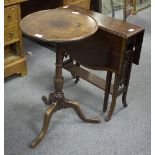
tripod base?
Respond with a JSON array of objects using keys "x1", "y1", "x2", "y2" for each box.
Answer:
[{"x1": 30, "y1": 92, "x2": 101, "y2": 148}]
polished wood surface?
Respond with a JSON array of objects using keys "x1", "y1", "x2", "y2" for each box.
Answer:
[
  {"x1": 20, "y1": 8, "x2": 100, "y2": 148},
  {"x1": 66, "y1": 29, "x2": 125, "y2": 73},
  {"x1": 20, "y1": 8, "x2": 98, "y2": 43},
  {"x1": 4, "y1": 0, "x2": 27, "y2": 78},
  {"x1": 62, "y1": 6, "x2": 145, "y2": 121},
  {"x1": 66, "y1": 5, "x2": 144, "y2": 66},
  {"x1": 20, "y1": 5, "x2": 144, "y2": 147},
  {"x1": 67, "y1": 5, "x2": 144, "y2": 38}
]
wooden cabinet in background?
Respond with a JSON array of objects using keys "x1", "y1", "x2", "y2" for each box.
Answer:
[
  {"x1": 63, "y1": 0, "x2": 90, "y2": 9},
  {"x1": 4, "y1": 0, "x2": 27, "y2": 78},
  {"x1": 21, "y1": 0, "x2": 90, "y2": 18}
]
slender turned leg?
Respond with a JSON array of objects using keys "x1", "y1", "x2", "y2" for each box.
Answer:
[
  {"x1": 105, "y1": 74, "x2": 119, "y2": 122},
  {"x1": 74, "y1": 62, "x2": 80, "y2": 83},
  {"x1": 122, "y1": 61, "x2": 132, "y2": 107},
  {"x1": 54, "y1": 45, "x2": 64, "y2": 93},
  {"x1": 70, "y1": 59, "x2": 80, "y2": 83},
  {"x1": 122, "y1": 93, "x2": 128, "y2": 107},
  {"x1": 103, "y1": 71, "x2": 112, "y2": 112},
  {"x1": 65, "y1": 100, "x2": 101, "y2": 123},
  {"x1": 54, "y1": 45, "x2": 100, "y2": 122},
  {"x1": 30, "y1": 102, "x2": 57, "y2": 148},
  {"x1": 69, "y1": 58, "x2": 76, "y2": 78}
]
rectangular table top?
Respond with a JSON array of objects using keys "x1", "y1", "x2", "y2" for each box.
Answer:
[{"x1": 67, "y1": 5, "x2": 145, "y2": 38}]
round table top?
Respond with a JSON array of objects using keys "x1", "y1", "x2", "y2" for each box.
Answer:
[{"x1": 20, "y1": 8, "x2": 98, "y2": 43}]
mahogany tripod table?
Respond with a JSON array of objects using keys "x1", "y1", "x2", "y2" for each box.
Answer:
[{"x1": 20, "y1": 8, "x2": 100, "y2": 148}]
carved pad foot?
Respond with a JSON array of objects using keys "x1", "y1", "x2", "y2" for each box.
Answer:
[
  {"x1": 105, "y1": 115, "x2": 111, "y2": 122},
  {"x1": 122, "y1": 93, "x2": 128, "y2": 107}
]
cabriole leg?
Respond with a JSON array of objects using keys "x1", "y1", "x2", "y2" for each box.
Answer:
[
  {"x1": 65, "y1": 99, "x2": 101, "y2": 123},
  {"x1": 30, "y1": 102, "x2": 57, "y2": 148}
]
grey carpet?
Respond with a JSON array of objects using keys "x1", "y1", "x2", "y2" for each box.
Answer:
[{"x1": 4, "y1": 7, "x2": 151, "y2": 155}]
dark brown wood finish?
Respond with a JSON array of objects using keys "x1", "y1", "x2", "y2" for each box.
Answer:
[
  {"x1": 103, "y1": 71, "x2": 113, "y2": 112},
  {"x1": 65, "y1": 29, "x2": 125, "y2": 73},
  {"x1": 66, "y1": 6, "x2": 144, "y2": 37},
  {"x1": 62, "y1": 6, "x2": 145, "y2": 121},
  {"x1": 20, "y1": 8, "x2": 98, "y2": 43},
  {"x1": 20, "y1": 6, "x2": 145, "y2": 147},
  {"x1": 20, "y1": 8, "x2": 100, "y2": 148},
  {"x1": 21, "y1": 0, "x2": 62, "y2": 17},
  {"x1": 63, "y1": 6, "x2": 144, "y2": 69}
]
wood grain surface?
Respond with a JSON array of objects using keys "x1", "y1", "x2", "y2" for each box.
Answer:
[{"x1": 20, "y1": 8, "x2": 98, "y2": 43}]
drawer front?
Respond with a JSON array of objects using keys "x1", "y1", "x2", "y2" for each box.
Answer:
[
  {"x1": 4, "y1": 0, "x2": 26, "y2": 6},
  {"x1": 76, "y1": 1, "x2": 89, "y2": 9},
  {"x1": 4, "y1": 24, "x2": 20, "y2": 45},
  {"x1": 4, "y1": 5, "x2": 19, "y2": 27},
  {"x1": 5, "y1": 0, "x2": 18, "y2": 6},
  {"x1": 63, "y1": 0, "x2": 85, "y2": 5},
  {"x1": 5, "y1": 0, "x2": 12, "y2": 6}
]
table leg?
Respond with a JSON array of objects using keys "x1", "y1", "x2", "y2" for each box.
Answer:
[
  {"x1": 30, "y1": 45, "x2": 100, "y2": 148},
  {"x1": 70, "y1": 59, "x2": 80, "y2": 83},
  {"x1": 103, "y1": 71, "x2": 112, "y2": 112},
  {"x1": 30, "y1": 103, "x2": 57, "y2": 148},
  {"x1": 122, "y1": 60, "x2": 132, "y2": 107},
  {"x1": 64, "y1": 99, "x2": 100, "y2": 123},
  {"x1": 74, "y1": 62, "x2": 80, "y2": 83},
  {"x1": 105, "y1": 74, "x2": 119, "y2": 122}
]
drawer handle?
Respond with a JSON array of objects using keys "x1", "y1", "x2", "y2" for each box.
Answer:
[
  {"x1": 7, "y1": 15, "x2": 12, "y2": 21},
  {"x1": 9, "y1": 32, "x2": 14, "y2": 38}
]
